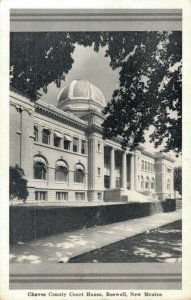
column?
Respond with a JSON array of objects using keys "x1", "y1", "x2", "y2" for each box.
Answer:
[
  {"x1": 50, "y1": 129, "x2": 54, "y2": 146},
  {"x1": 130, "y1": 154, "x2": 135, "y2": 190},
  {"x1": 110, "y1": 147, "x2": 115, "y2": 188},
  {"x1": 122, "y1": 151, "x2": 127, "y2": 189}
]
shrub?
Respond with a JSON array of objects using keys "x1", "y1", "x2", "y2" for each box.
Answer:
[{"x1": 9, "y1": 165, "x2": 28, "y2": 202}]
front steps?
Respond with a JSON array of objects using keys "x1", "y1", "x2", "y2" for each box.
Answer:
[{"x1": 104, "y1": 188, "x2": 155, "y2": 203}]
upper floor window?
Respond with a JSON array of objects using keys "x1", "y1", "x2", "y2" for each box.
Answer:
[
  {"x1": 54, "y1": 131, "x2": 63, "y2": 148},
  {"x1": 64, "y1": 134, "x2": 72, "y2": 150},
  {"x1": 33, "y1": 156, "x2": 47, "y2": 180},
  {"x1": 42, "y1": 128, "x2": 50, "y2": 145},
  {"x1": 98, "y1": 142, "x2": 101, "y2": 152},
  {"x1": 55, "y1": 160, "x2": 68, "y2": 181},
  {"x1": 167, "y1": 167, "x2": 171, "y2": 174},
  {"x1": 73, "y1": 137, "x2": 79, "y2": 153},
  {"x1": 141, "y1": 160, "x2": 144, "y2": 170},
  {"x1": 167, "y1": 179, "x2": 171, "y2": 190},
  {"x1": 148, "y1": 162, "x2": 150, "y2": 172},
  {"x1": 74, "y1": 164, "x2": 85, "y2": 183},
  {"x1": 81, "y1": 140, "x2": 86, "y2": 154},
  {"x1": 145, "y1": 161, "x2": 148, "y2": 171},
  {"x1": 104, "y1": 150, "x2": 110, "y2": 168},
  {"x1": 98, "y1": 167, "x2": 101, "y2": 176},
  {"x1": 34, "y1": 125, "x2": 38, "y2": 142}
]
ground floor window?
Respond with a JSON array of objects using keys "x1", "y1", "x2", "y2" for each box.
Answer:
[
  {"x1": 141, "y1": 176, "x2": 144, "y2": 190},
  {"x1": 115, "y1": 176, "x2": 121, "y2": 188},
  {"x1": 35, "y1": 191, "x2": 47, "y2": 201},
  {"x1": 151, "y1": 178, "x2": 155, "y2": 190},
  {"x1": 75, "y1": 192, "x2": 85, "y2": 201},
  {"x1": 97, "y1": 193, "x2": 102, "y2": 200},
  {"x1": 56, "y1": 192, "x2": 68, "y2": 201},
  {"x1": 104, "y1": 175, "x2": 110, "y2": 189}
]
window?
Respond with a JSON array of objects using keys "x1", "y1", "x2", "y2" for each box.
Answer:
[
  {"x1": 98, "y1": 167, "x2": 101, "y2": 176},
  {"x1": 148, "y1": 162, "x2": 150, "y2": 172},
  {"x1": 142, "y1": 160, "x2": 144, "y2": 170},
  {"x1": 98, "y1": 142, "x2": 101, "y2": 152},
  {"x1": 104, "y1": 175, "x2": 110, "y2": 189},
  {"x1": 167, "y1": 179, "x2": 171, "y2": 190},
  {"x1": 104, "y1": 152, "x2": 110, "y2": 168},
  {"x1": 141, "y1": 176, "x2": 144, "y2": 190},
  {"x1": 33, "y1": 156, "x2": 47, "y2": 180},
  {"x1": 151, "y1": 178, "x2": 155, "y2": 190},
  {"x1": 116, "y1": 176, "x2": 121, "y2": 188},
  {"x1": 151, "y1": 163, "x2": 153, "y2": 172},
  {"x1": 145, "y1": 161, "x2": 147, "y2": 171},
  {"x1": 74, "y1": 164, "x2": 85, "y2": 183},
  {"x1": 75, "y1": 192, "x2": 85, "y2": 201},
  {"x1": 42, "y1": 128, "x2": 50, "y2": 145},
  {"x1": 35, "y1": 191, "x2": 47, "y2": 201},
  {"x1": 145, "y1": 177, "x2": 150, "y2": 189},
  {"x1": 54, "y1": 131, "x2": 63, "y2": 148},
  {"x1": 97, "y1": 193, "x2": 102, "y2": 200},
  {"x1": 167, "y1": 167, "x2": 171, "y2": 174},
  {"x1": 55, "y1": 160, "x2": 68, "y2": 182},
  {"x1": 34, "y1": 125, "x2": 38, "y2": 142},
  {"x1": 64, "y1": 134, "x2": 72, "y2": 150},
  {"x1": 56, "y1": 192, "x2": 68, "y2": 201},
  {"x1": 73, "y1": 137, "x2": 79, "y2": 152},
  {"x1": 81, "y1": 140, "x2": 86, "y2": 154}
]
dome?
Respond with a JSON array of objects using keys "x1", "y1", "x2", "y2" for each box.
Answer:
[{"x1": 56, "y1": 79, "x2": 106, "y2": 117}]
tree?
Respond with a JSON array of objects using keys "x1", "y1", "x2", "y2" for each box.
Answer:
[
  {"x1": 174, "y1": 166, "x2": 182, "y2": 195},
  {"x1": 9, "y1": 165, "x2": 29, "y2": 202},
  {"x1": 10, "y1": 31, "x2": 182, "y2": 153},
  {"x1": 101, "y1": 31, "x2": 182, "y2": 154}
]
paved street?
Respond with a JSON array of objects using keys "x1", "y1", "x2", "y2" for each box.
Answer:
[{"x1": 10, "y1": 209, "x2": 182, "y2": 264}]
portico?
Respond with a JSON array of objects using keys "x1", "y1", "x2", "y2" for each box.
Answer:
[{"x1": 104, "y1": 145, "x2": 135, "y2": 191}]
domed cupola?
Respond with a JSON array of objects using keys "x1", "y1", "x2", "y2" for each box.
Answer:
[{"x1": 56, "y1": 79, "x2": 106, "y2": 118}]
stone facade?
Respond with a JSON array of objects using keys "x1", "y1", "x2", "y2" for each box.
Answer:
[{"x1": 10, "y1": 80, "x2": 175, "y2": 203}]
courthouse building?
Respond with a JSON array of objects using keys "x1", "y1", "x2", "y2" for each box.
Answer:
[{"x1": 10, "y1": 79, "x2": 175, "y2": 203}]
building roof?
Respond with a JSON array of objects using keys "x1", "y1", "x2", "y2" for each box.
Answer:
[{"x1": 56, "y1": 79, "x2": 106, "y2": 114}]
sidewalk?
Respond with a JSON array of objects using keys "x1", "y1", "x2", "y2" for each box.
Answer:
[{"x1": 10, "y1": 209, "x2": 182, "y2": 264}]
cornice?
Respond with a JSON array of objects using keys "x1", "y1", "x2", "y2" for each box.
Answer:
[{"x1": 35, "y1": 100, "x2": 88, "y2": 131}]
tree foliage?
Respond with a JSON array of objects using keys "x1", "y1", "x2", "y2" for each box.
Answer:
[
  {"x1": 174, "y1": 166, "x2": 182, "y2": 195},
  {"x1": 9, "y1": 165, "x2": 28, "y2": 201},
  {"x1": 10, "y1": 31, "x2": 182, "y2": 153}
]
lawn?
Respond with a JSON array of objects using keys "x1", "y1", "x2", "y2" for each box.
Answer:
[{"x1": 69, "y1": 220, "x2": 182, "y2": 263}]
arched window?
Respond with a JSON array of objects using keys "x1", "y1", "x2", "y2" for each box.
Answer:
[
  {"x1": 167, "y1": 179, "x2": 171, "y2": 190},
  {"x1": 141, "y1": 176, "x2": 144, "y2": 190},
  {"x1": 151, "y1": 177, "x2": 155, "y2": 190},
  {"x1": 145, "y1": 176, "x2": 150, "y2": 189},
  {"x1": 55, "y1": 160, "x2": 68, "y2": 181},
  {"x1": 33, "y1": 156, "x2": 47, "y2": 180},
  {"x1": 74, "y1": 164, "x2": 85, "y2": 183}
]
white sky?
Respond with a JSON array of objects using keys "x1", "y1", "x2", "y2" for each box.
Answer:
[{"x1": 40, "y1": 44, "x2": 181, "y2": 166}]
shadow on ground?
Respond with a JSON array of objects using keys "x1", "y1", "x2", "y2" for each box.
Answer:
[{"x1": 69, "y1": 220, "x2": 182, "y2": 263}]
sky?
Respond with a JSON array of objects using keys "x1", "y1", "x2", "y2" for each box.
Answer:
[
  {"x1": 40, "y1": 44, "x2": 119, "y2": 105},
  {"x1": 40, "y1": 44, "x2": 181, "y2": 166}
]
